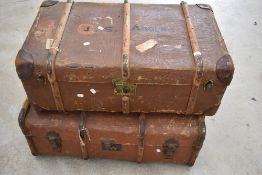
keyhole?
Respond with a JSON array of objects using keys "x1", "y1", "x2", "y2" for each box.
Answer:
[
  {"x1": 123, "y1": 87, "x2": 130, "y2": 94},
  {"x1": 84, "y1": 25, "x2": 90, "y2": 31}
]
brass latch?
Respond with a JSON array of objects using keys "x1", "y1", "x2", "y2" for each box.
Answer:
[{"x1": 112, "y1": 79, "x2": 136, "y2": 96}]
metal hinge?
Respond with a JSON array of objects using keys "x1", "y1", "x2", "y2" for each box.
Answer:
[{"x1": 112, "y1": 79, "x2": 136, "y2": 96}]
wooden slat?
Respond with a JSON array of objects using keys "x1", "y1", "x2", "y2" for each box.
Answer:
[
  {"x1": 181, "y1": 1, "x2": 204, "y2": 114},
  {"x1": 47, "y1": 2, "x2": 73, "y2": 111}
]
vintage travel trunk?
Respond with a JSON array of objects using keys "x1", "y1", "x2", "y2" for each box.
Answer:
[
  {"x1": 19, "y1": 99, "x2": 206, "y2": 166},
  {"x1": 15, "y1": 1, "x2": 234, "y2": 115}
]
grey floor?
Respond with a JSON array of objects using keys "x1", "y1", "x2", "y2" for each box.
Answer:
[{"x1": 0, "y1": 0, "x2": 261, "y2": 174}]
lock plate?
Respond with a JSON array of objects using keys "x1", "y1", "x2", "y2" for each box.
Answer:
[
  {"x1": 163, "y1": 138, "x2": 178, "y2": 159},
  {"x1": 46, "y1": 131, "x2": 62, "y2": 150},
  {"x1": 112, "y1": 79, "x2": 136, "y2": 96},
  {"x1": 101, "y1": 139, "x2": 122, "y2": 151}
]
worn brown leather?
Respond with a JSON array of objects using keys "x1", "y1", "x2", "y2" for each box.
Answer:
[
  {"x1": 19, "y1": 100, "x2": 206, "y2": 166},
  {"x1": 15, "y1": 2, "x2": 234, "y2": 115}
]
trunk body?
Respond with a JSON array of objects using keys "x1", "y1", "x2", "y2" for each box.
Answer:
[
  {"x1": 15, "y1": 2, "x2": 234, "y2": 115},
  {"x1": 19, "y1": 102, "x2": 206, "y2": 166}
]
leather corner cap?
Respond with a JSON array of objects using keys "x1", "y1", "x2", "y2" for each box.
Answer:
[
  {"x1": 15, "y1": 48, "x2": 34, "y2": 80},
  {"x1": 216, "y1": 54, "x2": 234, "y2": 86},
  {"x1": 40, "y1": 1, "x2": 59, "y2": 8}
]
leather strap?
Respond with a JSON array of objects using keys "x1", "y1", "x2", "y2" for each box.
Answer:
[
  {"x1": 181, "y1": 2, "x2": 204, "y2": 114},
  {"x1": 79, "y1": 112, "x2": 89, "y2": 159},
  {"x1": 137, "y1": 113, "x2": 145, "y2": 163},
  {"x1": 121, "y1": 1, "x2": 131, "y2": 113},
  {"x1": 47, "y1": 2, "x2": 73, "y2": 111},
  {"x1": 122, "y1": 96, "x2": 130, "y2": 114}
]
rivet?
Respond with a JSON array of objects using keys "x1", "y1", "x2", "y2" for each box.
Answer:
[{"x1": 204, "y1": 80, "x2": 214, "y2": 91}]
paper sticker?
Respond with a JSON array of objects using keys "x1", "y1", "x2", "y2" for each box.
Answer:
[
  {"x1": 136, "y1": 39, "x2": 158, "y2": 53},
  {"x1": 77, "y1": 94, "x2": 84, "y2": 98},
  {"x1": 83, "y1": 42, "x2": 91, "y2": 46},
  {"x1": 46, "y1": 39, "x2": 54, "y2": 50},
  {"x1": 90, "y1": 88, "x2": 96, "y2": 94},
  {"x1": 98, "y1": 26, "x2": 104, "y2": 30}
]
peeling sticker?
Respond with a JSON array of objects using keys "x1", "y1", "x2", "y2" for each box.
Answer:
[
  {"x1": 175, "y1": 44, "x2": 182, "y2": 49},
  {"x1": 90, "y1": 88, "x2": 96, "y2": 94},
  {"x1": 193, "y1": 51, "x2": 201, "y2": 56},
  {"x1": 98, "y1": 26, "x2": 104, "y2": 30},
  {"x1": 83, "y1": 42, "x2": 90, "y2": 46},
  {"x1": 160, "y1": 44, "x2": 182, "y2": 51},
  {"x1": 106, "y1": 16, "x2": 113, "y2": 25},
  {"x1": 156, "y1": 149, "x2": 161, "y2": 153},
  {"x1": 93, "y1": 16, "x2": 113, "y2": 25},
  {"x1": 77, "y1": 94, "x2": 84, "y2": 98},
  {"x1": 136, "y1": 39, "x2": 158, "y2": 53},
  {"x1": 45, "y1": 39, "x2": 54, "y2": 50}
]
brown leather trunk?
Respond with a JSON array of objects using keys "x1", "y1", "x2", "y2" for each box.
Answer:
[
  {"x1": 19, "y1": 99, "x2": 206, "y2": 166},
  {"x1": 15, "y1": 1, "x2": 234, "y2": 115}
]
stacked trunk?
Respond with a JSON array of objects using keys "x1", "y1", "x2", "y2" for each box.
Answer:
[{"x1": 15, "y1": 0, "x2": 234, "y2": 166}]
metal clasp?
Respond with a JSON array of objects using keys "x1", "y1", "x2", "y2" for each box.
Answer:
[{"x1": 112, "y1": 79, "x2": 136, "y2": 96}]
